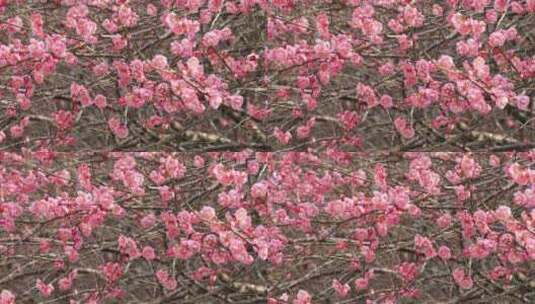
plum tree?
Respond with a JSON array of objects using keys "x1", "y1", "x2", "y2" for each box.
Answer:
[
  {"x1": 0, "y1": 151, "x2": 534, "y2": 303},
  {"x1": 0, "y1": 0, "x2": 533, "y2": 151}
]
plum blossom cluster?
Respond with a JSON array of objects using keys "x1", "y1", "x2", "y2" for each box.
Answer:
[
  {"x1": 0, "y1": 0, "x2": 532, "y2": 151},
  {"x1": 0, "y1": 151, "x2": 534, "y2": 303}
]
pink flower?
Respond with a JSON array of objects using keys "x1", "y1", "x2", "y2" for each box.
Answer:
[
  {"x1": 436, "y1": 55, "x2": 455, "y2": 70},
  {"x1": 452, "y1": 268, "x2": 473, "y2": 289},
  {"x1": 505, "y1": 27, "x2": 518, "y2": 40},
  {"x1": 494, "y1": 0, "x2": 508, "y2": 11},
  {"x1": 166, "y1": 15, "x2": 200, "y2": 38},
  {"x1": 302, "y1": 94, "x2": 317, "y2": 111},
  {"x1": 108, "y1": 117, "x2": 129, "y2": 139},
  {"x1": 324, "y1": 199, "x2": 344, "y2": 219},
  {"x1": 437, "y1": 214, "x2": 452, "y2": 229},
  {"x1": 401, "y1": 62, "x2": 417, "y2": 87},
  {"x1": 6, "y1": 16, "x2": 22, "y2": 34},
  {"x1": 151, "y1": 54, "x2": 168, "y2": 70},
  {"x1": 92, "y1": 62, "x2": 109, "y2": 76},
  {"x1": 354, "y1": 277, "x2": 369, "y2": 290},
  {"x1": 489, "y1": 31, "x2": 506, "y2": 47},
  {"x1": 356, "y1": 83, "x2": 378, "y2": 108},
  {"x1": 70, "y1": 82, "x2": 92, "y2": 106},
  {"x1": 147, "y1": 4, "x2": 158, "y2": 16},
  {"x1": 293, "y1": 290, "x2": 311, "y2": 304},
  {"x1": 117, "y1": 5, "x2": 138, "y2": 28},
  {"x1": 186, "y1": 56, "x2": 204, "y2": 79},
  {"x1": 171, "y1": 38, "x2": 195, "y2": 57},
  {"x1": 296, "y1": 118, "x2": 315, "y2": 139},
  {"x1": 511, "y1": 1, "x2": 524, "y2": 13},
  {"x1": 459, "y1": 155, "x2": 480, "y2": 178},
  {"x1": 489, "y1": 155, "x2": 500, "y2": 167},
  {"x1": 202, "y1": 28, "x2": 232, "y2": 48},
  {"x1": 414, "y1": 234, "x2": 437, "y2": 259},
  {"x1": 315, "y1": 12, "x2": 330, "y2": 39},
  {"x1": 397, "y1": 34, "x2": 413, "y2": 51},
  {"x1": 227, "y1": 95, "x2": 244, "y2": 111},
  {"x1": 16, "y1": 94, "x2": 31, "y2": 110},
  {"x1": 193, "y1": 155, "x2": 205, "y2": 167},
  {"x1": 142, "y1": 246, "x2": 156, "y2": 261},
  {"x1": 36, "y1": 279, "x2": 54, "y2": 297},
  {"x1": 454, "y1": 185, "x2": 471, "y2": 202},
  {"x1": 164, "y1": 12, "x2": 180, "y2": 34},
  {"x1": 156, "y1": 187, "x2": 174, "y2": 206},
  {"x1": 102, "y1": 18, "x2": 118, "y2": 33},
  {"x1": 229, "y1": 238, "x2": 253, "y2": 264},
  {"x1": 130, "y1": 59, "x2": 146, "y2": 82},
  {"x1": 191, "y1": 266, "x2": 216, "y2": 281},
  {"x1": 140, "y1": 213, "x2": 157, "y2": 229},
  {"x1": 398, "y1": 262, "x2": 419, "y2": 282},
  {"x1": 338, "y1": 111, "x2": 360, "y2": 130},
  {"x1": 30, "y1": 13, "x2": 44, "y2": 38},
  {"x1": 64, "y1": 245, "x2": 79, "y2": 263},
  {"x1": 118, "y1": 235, "x2": 141, "y2": 260},
  {"x1": 507, "y1": 163, "x2": 530, "y2": 185},
  {"x1": 394, "y1": 117, "x2": 415, "y2": 139},
  {"x1": 93, "y1": 94, "x2": 107, "y2": 109},
  {"x1": 111, "y1": 34, "x2": 128, "y2": 52},
  {"x1": 75, "y1": 19, "x2": 98, "y2": 44},
  {"x1": 0, "y1": 290, "x2": 15, "y2": 304},
  {"x1": 54, "y1": 110, "x2": 74, "y2": 130},
  {"x1": 514, "y1": 95, "x2": 530, "y2": 111},
  {"x1": 438, "y1": 246, "x2": 452, "y2": 260},
  {"x1": 274, "y1": 127, "x2": 292, "y2": 144},
  {"x1": 156, "y1": 270, "x2": 177, "y2": 290},
  {"x1": 490, "y1": 266, "x2": 511, "y2": 281},
  {"x1": 77, "y1": 163, "x2": 92, "y2": 191},
  {"x1": 162, "y1": 155, "x2": 186, "y2": 179},
  {"x1": 235, "y1": 208, "x2": 252, "y2": 230},
  {"x1": 198, "y1": 206, "x2": 217, "y2": 222},
  {"x1": 100, "y1": 262, "x2": 123, "y2": 283},
  {"x1": 456, "y1": 38, "x2": 480, "y2": 57},
  {"x1": 251, "y1": 182, "x2": 268, "y2": 199},
  {"x1": 171, "y1": 239, "x2": 201, "y2": 260},
  {"x1": 495, "y1": 205, "x2": 511, "y2": 221},
  {"x1": 379, "y1": 95, "x2": 393, "y2": 109},
  {"x1": 10, "y1": 124, "x2": 24, "y2": 138},
  {"x1": 332, "y1": 279, "x2": 350, "y2": 298},
  {"x1": 528, "y1": 0, "x2": 535, "y2": 12},
  {"x1": 58, "y1": 270, "x2": 77, "y2": 291},
  {"x1": 432, "y1": 4, "x2": 444, "y2": 16}
]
